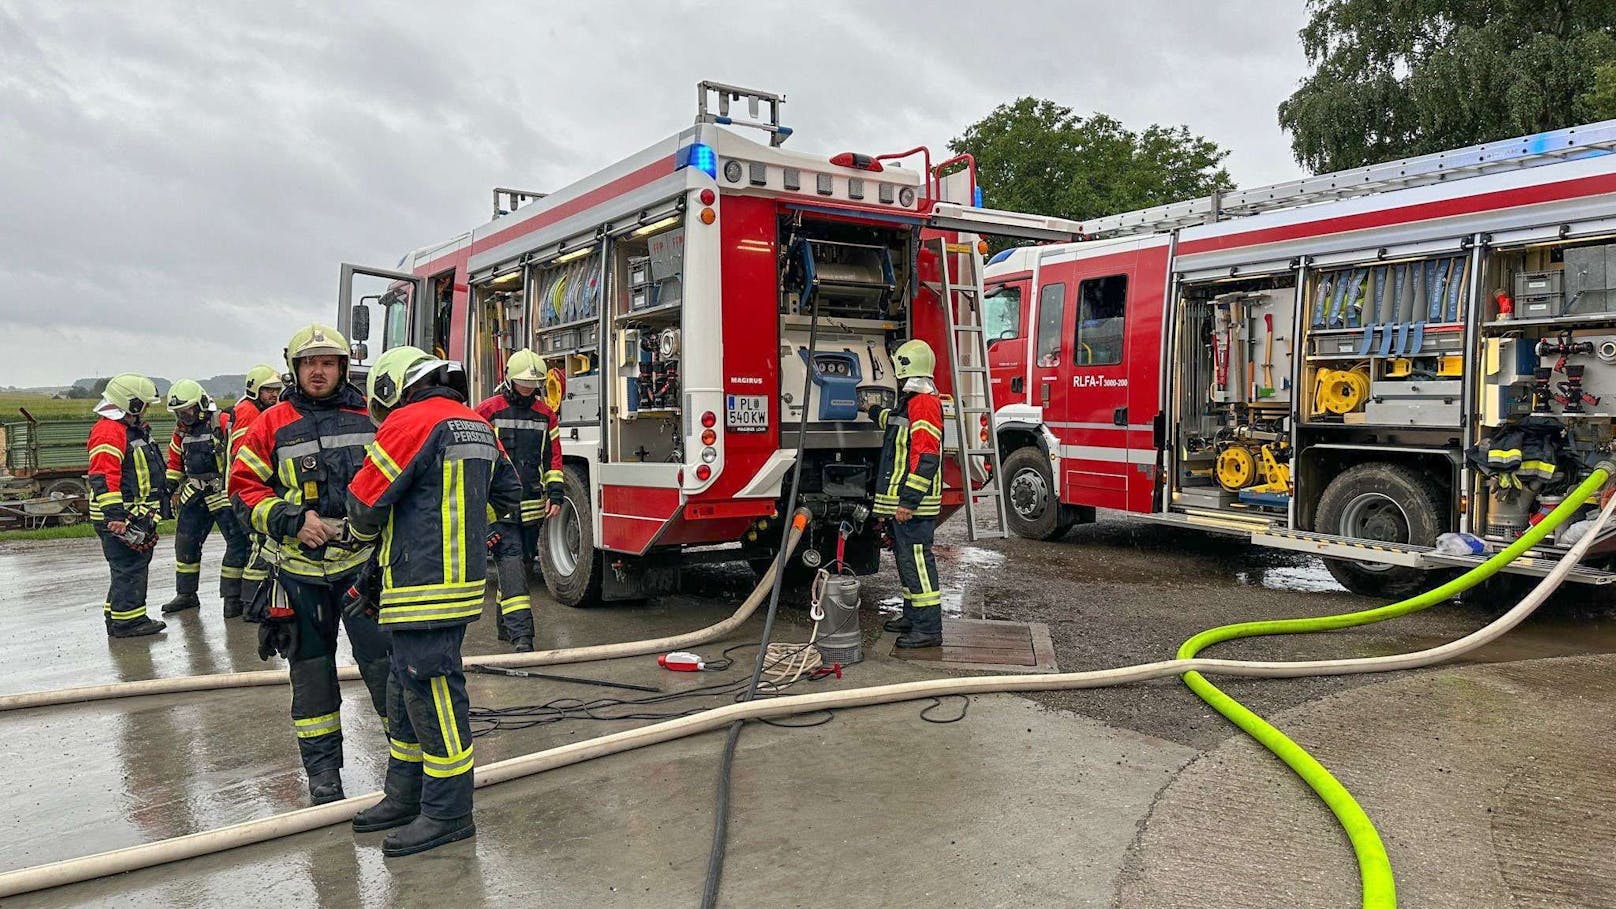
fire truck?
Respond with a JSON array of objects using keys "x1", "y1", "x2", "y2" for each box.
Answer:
[
  {"x1": 983, "y1": 119, "x2": 1616, "y2": 596},
  {"x1": 335, "y1": 82, "x2": 1078, "y2": 605}
]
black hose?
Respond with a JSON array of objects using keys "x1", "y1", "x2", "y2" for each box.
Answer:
[{"x1": 699, "y1": 304, "x2": 821, "y2": 909}]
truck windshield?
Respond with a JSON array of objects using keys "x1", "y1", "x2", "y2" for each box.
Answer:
[{"x1": 983, "y1": 286, "x2": 1022, "y2": 341}]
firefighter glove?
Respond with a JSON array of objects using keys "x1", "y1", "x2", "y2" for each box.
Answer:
[
  {"x1": 256, "y1": 619, "x2": 297, "y2": 662},
  {"x1": 342, "y1": 560, "x2": 381, "y2": 620},
  {"x1": 486, "y1": 529, "x2": 502, "y2": 553}
]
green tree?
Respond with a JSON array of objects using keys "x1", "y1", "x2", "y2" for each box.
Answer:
[
  {"x1": 948, "y1": 98, "x2": 1233, "y2": 223},
  {"x1": 1279, "y1": 0, "x2": 1616, "y2": 174}
]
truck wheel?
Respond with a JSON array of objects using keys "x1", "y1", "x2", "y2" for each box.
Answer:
[
  {"x1": 1003, "y1": 447, "x2": 1073, "y2": 541},
  {"x1": 539, "y1": 465, "x2": 601, "y2": 608},
  {"x1": 44, "y1": 478, "x2": 87, "y2": 499},
  {"x1": 1315, "y1": 463, "x2": 1446, "y2": 598}
]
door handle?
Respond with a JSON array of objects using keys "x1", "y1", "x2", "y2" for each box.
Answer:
[
  {"x1": 1011, "y1": 377, "x2": 1024, "y2": 394},
  {"x1": 1040, "y1": 381, "x2": 1052, "y2": 405},
  {"x1": 1113, "y1": 406, "x2": 1128, "y2": 426}
]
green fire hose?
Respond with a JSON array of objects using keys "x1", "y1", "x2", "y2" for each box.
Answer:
[{"x1": 1177, "y1": 466, "x2": 1613, "y2": 908}]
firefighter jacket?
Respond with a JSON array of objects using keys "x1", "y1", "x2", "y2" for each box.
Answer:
[
  {"x1": 166, "y1": 412, "x2": 231, "y2": 510},
  {"x1": 474, "y1": 386, "x2": 564, "y2": 524},
  {"x1": 87, "y1": 417, "x2": 166, "y2": 525},
  {"x1": 229, "y1": 385, "x2": 377, "y2": 581},
  {"x1": 871, "y1": 383, "x2": 944, "y2": 517},
  {"x1": 348, "y1": 388, "x2": 523, "y2": 630},
  {"x1": 226, "y1": 396, "x2": 263, "y2": 460}
]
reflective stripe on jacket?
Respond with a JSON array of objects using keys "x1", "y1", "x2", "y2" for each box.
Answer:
[
  {"x1": 229, "y1": 385, "x2": 376, "y2": 580},
  {"x1": 475, "y1": 388, "x2": 564, "y2": 523},
  {"x1": 872, "y1": 391, "x2": 944, "y2": 517},
  {"x1": 87, "y1": 417, "x2": 165, "y2": 525},
  {"x1": 349, "y1": 389, "x2": 523, "y2": 630}
]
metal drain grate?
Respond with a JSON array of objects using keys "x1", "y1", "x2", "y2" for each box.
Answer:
[{"x1": 885, "y1": 618, "x2": 1058, "y2": 673}]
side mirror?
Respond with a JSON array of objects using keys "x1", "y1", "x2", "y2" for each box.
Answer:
[
  {"x1": 350, "y1": 342, "x2": 369, "y2": 362},
  {"x1": 350, "y1": 302, "x2": 371, "y2": 342}
]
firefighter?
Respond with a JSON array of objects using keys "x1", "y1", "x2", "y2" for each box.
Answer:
[
  {"x1": 230, "y1": 324, "x2": 391, "y2": 805},
  {"x1": 473, "y1": 349, "x2": 564, "y2": 652},
  {"x1": 227, "y1": 365, "x2": 285, "y2": 619},
  {"x1": 346, "y1": 345, "x2": 522, "y2": 856},
  {"x1": 159, "y1": 380, "x2": 251, "y2": 617},
  {"x1": 865, "y1": 339, "x2": 945, "y2": 648},
  {"x1": 87, "y1": 374, "x2": 169, "y2": 639}
]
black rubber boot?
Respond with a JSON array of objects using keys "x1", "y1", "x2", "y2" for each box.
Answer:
[
  {"x1": 352, "y1": 763, "x2": 420, "y2": 828},
  {"x1": 894, "y1": 629, "x2": 943, "y2": 648},
  {"x1": 383, "y1": 814, "x2": 475, "y2": 857},
  {"x1": 221, "y1": 596, "x2": 244, "y2": 619},
  {"x1": 109, "y1": 617, "x2": 167, "y2": 638},
  {"x1": 512, "y1": 636, "x2": 534, "y2": 653},
  {"x1": 160, "y1": 593, "x2": 201, "y2": 614},
  {"x1": 309, "y1": 769, "x2": 346, "y2": 805},
  {"x1": 496, "y1": 620, "x2": 510, "y2": 643}
]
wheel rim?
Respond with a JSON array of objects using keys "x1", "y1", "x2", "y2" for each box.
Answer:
[
  {"x1": 1337, "y1": 492, "x2": 1411, "y2": 573},
  {"x1": 1009, "y1": 466, "x2": 1048, "y2": 520},
  {"x1": 546, "y1": 496, "x2": 582, "y2": 576}
]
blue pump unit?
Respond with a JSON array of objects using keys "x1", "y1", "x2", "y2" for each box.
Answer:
[{"x1": 798, "y1": 348, "x2": 863, "y2": 420}]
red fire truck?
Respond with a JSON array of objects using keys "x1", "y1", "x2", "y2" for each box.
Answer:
[
  {"x1": 983, "y1": 119, "x2": 1616, "y2": 596},
  {"x1": 336, "y1": 82, "x2": 1078, "y2": 605}
]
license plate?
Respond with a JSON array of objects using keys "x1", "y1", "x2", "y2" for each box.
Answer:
[{"x1": 725, "y1": 394, "x2": 768, "y2": 432}]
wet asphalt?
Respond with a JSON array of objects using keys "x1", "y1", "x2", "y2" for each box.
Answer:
[{"x1": 1, "y1": 514, "x2": 1612, "y2": 907}]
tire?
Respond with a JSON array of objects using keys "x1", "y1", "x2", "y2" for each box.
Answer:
[
  {"x1": 539, "y1": 465, "x2": 601, "y2": 608},
  {"x1": 43, "y1": 478, "x2": 87, "y2": 499},
  {"x1": 1315, "y1": 463, "x2": 1447, "y2": 598},
  {"x1": 1002, "y1": 446, "x2": 1073, "y2": 541}
]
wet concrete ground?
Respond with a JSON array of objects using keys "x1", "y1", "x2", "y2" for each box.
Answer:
[{"x1": 1, "y1": 513, "x2": 1613, "y2": 907}]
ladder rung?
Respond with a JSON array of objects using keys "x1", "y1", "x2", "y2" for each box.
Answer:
[
  {"x1": 957, "y1": 366, "x2": 989, "y2": 374},
  {"x1": 953, "y1": 324, "x2": 983, "y2": 332},
  {"x1": 965, "y1": 448, "x2": 998, "y2": 456}
]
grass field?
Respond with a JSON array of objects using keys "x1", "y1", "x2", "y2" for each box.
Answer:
[
  {"x1": 0, "y1": 519, "x2": 177, "y2": 542},
  {"x1": 0, "y1": 393, "x2": 97, "y2": 421}
]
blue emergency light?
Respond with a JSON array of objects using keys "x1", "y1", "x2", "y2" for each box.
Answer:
[{"x1": 676, "y1": 142, "x2": 718, "y2": 180}]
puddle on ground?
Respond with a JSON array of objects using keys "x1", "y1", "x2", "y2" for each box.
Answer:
[{"x1": 1234, "y1": 560, "x2": 1345, "y2": 594}]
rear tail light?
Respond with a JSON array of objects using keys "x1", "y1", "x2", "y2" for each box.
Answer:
[
  {"x1": 701, "y1": 411, "x2": 717, "y2": 428},
  {"x1": 701, "y1": 429, "x2": 717, "y2": 445},
  {"x1": 699, "y1": 207, "x2": 716, "y2": 225},
  {"x1": 696, "y1": 465, "x2": 712, "y2": 481},
  {"x1": 699, "y1": 188, "x2": 716, "y2": 205}
]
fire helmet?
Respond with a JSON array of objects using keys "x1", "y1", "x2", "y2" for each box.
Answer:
[
  {"x1": 284, "y1": 324, "x2": 350, "y2": 380},
  {"x1": 505, "y1": 349, "x2": 546, "y2": 383},
  {"x1": 98, "y1": 374, "x2": 160, "y2": 420},
  {"x1": 892, "y1": 339, "x2": 936, "y2": 380},
  {"x1": 366, "y1": 345, "x2": 458, "y2": 425},
  {"x1": 165, "y1": 379, "x2": 214, "y2": 415},
  {"x1": 245, "y1": 364, "x2": 285, "y2": 396}
]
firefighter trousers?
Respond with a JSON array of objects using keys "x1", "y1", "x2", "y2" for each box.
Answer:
[
  {"x1": 280, "y1": 571, "x2": 392, "y2": 777},
  {"x1": 489, "y1": 520, "x2": 538, "y2": 641},
  {"x1": 240, "y1": 535, "x2": 270, "y2": 614},
  {"x1": 98, "y1": 527, "x2": 154, "y2": 633},
  {"x1": 385, "y1": 626, "x2": 474, "y2": 820},
  {"x1": 890, "y1": 517, "x2": 942, "y2": 635},
  {"x1": 173, "y1": 494, "x2": 250, "y2": 599}
]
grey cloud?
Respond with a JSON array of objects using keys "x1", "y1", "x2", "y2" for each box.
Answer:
[{"x1": 0, "y1": 0, "x2": 1307, "y2": 387}]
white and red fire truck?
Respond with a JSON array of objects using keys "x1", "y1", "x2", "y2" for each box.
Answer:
[
  {"x1": 983, "y1": 119, "x2": 1616, "y2": 596},
  {"x1": 336, "y1": 82, "x2": 1075, "y2": 604}
]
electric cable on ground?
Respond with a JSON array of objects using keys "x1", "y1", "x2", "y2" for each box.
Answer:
[
  {"x1": 700, "y1": 301, "x2": 820, "y2": 909},
  {"x1": 1, "y1": 467, "x2": 1608, "y2": 902}
]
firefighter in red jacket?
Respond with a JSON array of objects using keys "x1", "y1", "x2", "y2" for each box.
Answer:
[
  {"x1": 866, "y1": 339, "x2": 945, "y2": 648},
  {"x1": 159, "y1": 380, "x2": 251, "y2": 617},
  {"x1": 474, "y1": 349, "x2": 564, "y2": 652},
  {"x1": 230, "y1": 325, "x2": 391, "y2": 805},
  {"x1": 346, "y1": 345, "x2": 522, "y2": 856},
  {"x1": 226, "y1": 365, "x2": 285, "y2": 618},
  {"x1": 87, "y1": 374, "x2": 169, "y2": 639}
]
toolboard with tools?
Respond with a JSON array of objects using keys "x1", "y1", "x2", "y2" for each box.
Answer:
[{"x1": 1472, "y1": 240, "x2": 1616, "y2": 546}]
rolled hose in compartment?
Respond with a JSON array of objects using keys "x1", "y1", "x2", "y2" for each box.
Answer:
[{"x1": 1, "y1": 474, "x2": 1609, "y2": 902}]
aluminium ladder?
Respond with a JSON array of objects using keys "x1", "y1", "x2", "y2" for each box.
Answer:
[
  {"x1": 924, "y1": 235, "x2": 1010, "y2": 540},
  {"x1": 1082, "y1": 119, "x2": 1616, "y2": 239}
]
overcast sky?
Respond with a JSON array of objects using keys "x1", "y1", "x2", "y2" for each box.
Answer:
[{"x1": 0, "y1": 0, "x2": 1310, "y2": 388}]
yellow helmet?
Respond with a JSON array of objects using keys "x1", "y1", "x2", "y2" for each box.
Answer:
[
  {"x1": 166, "y1": 379, "x2": 213, "y2": 414},
  {"x1": 366, "y1": 345, "x2": 452, "y2": 424},
  {"x1": 892, "y1": 339, "x2": 936, "y2": 380},
  {"x1": 284, "y1": 323, "x2": 349, "y2": 375},
  {"x1": 99, "y1": 373, "x2": 160, "y2": 419},
  {"x1": 245, "y1": 364, "x2": 285, "y2": 396},
  {"x1": 506, "y1": 349, "x2": 546, "y2": 383}
]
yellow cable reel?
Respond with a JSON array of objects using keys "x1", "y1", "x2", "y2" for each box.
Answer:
[
  {"x1": 1313, "y1": 367, "x2": 1370, "y2": 415},
  {"x1": 545, "y1": 366, "x2": 566, "y2": 410},
  {"x1": 1216, "y1": 446, "x2": 1258, "y2": 490}
]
